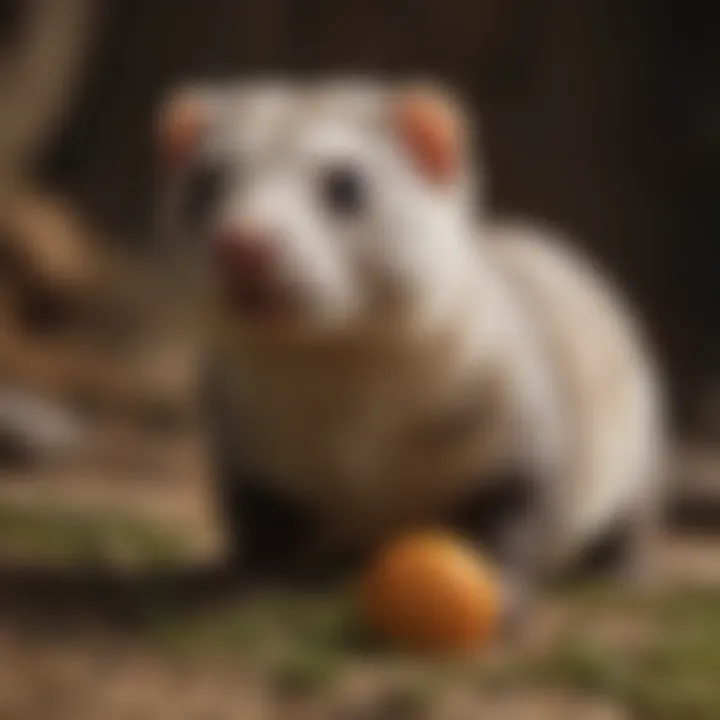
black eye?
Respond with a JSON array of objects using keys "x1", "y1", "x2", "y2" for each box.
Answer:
[
  {"x1": 322, "y1": 165, "x2": 366, "y2": 215},
  {"x1": 184, "y1": 161, "x2": 228, "y2": 227}
]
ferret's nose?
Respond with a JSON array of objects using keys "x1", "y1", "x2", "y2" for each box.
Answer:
[
  {"x1": 210, "y1": 227, "x2": 275, "y2": 278},
  {"x1": 210, "y1": 226, "x2": 286, "y2": 314}
]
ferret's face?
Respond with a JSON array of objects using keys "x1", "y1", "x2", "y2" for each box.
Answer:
[{"x1": 158, "y1": 81, "x2": 479, "y2": 336}]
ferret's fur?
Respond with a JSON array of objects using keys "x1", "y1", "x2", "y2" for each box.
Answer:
[{"x1": 159, "y1": 80, "x2": 664, "y2": 604}]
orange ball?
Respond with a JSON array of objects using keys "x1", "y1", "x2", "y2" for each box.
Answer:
[{"x1": 359, "y1": 530, "x2": 500, "y2": 654}]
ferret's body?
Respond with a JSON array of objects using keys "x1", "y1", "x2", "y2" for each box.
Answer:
[
  {"x1": 157, "y1": 80, "x2": 663, "y2": 617},
  {"x1": 208, "y1": 222, "x2": 660, "y2": 563}
]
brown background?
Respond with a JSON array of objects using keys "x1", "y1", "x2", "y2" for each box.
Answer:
[{"x1": 21, "y1": 0, "x2": 720, "y2": 431}]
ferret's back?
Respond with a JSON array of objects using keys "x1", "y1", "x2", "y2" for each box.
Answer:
[
  {"x1": 486, "y1": 222, "x2": 647, "y2": 388},
  {"x1": 486, "y1": 222, "x2": 662, "y2": 542}
]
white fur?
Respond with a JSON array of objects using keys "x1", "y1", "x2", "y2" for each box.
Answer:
[
  {"x1": 485, "y1": 223, "x2": 663, "y2": 563},
  {"x1": 177, "y1": 81, "x2": 663, "y2": 561}
]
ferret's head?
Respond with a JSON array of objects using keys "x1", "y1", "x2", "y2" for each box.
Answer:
[{"x1": 157, "y1": 80, "x2": 482, "y2": 338}]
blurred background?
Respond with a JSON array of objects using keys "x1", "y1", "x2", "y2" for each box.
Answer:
[{"x1": 0, "y1": 2, "x2": 718, "y2": 718}]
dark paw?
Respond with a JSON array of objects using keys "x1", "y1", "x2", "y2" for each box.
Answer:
[{"x1": 218, "y1": 475, "x2": 321, "y2": 583}]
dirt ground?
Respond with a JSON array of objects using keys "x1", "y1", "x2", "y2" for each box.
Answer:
[{"x1": 0, "y1": 422, "x2": 719, "y2": 720}]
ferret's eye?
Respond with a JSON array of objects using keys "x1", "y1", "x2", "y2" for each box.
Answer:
[
  {"x1": 321, "y1": 165, "x2": 366, "y2": 216},
  {"x1": 184, "y1": 162, "x2": 228, "y2": 227}
]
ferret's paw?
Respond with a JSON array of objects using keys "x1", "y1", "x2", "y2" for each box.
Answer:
[
  {"x1": 617, "y1": 517, "x2": 665, "y2": 596},
  {"x1": 498, "y1": 573, "x2": 538, "y2": 643},
  {"x1": 617, "y1": 553, "x2": 664, "y2": 596}
]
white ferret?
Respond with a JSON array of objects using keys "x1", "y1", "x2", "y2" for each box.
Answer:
[{"x1": 157, "y1": 79, "x2": 664, "y2": 623}]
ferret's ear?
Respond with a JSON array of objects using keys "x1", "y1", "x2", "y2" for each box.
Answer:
[
  {"x1": 155, "y1": 89, "x2": 209, "y2": 174},
  {"x1": 391, "y1": 85, "x2": 467, "y2": 185}
]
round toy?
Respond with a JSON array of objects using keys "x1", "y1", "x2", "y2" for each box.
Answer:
[{"x1": 359, "y1": 530, "x2": 501, "y2": 654}]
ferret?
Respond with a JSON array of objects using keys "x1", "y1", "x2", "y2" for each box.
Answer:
[{"x1": 156, "y1": 79, "x2": 664, "y2": 626}]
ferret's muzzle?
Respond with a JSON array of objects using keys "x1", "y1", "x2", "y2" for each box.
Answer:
[{"x1": 210, "y1": 226, "x2": 291, "y2": 318}]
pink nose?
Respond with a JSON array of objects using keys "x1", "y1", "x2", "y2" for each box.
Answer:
[{"x1": 210, "y1": 227, "x2": 274, "y2": 279}]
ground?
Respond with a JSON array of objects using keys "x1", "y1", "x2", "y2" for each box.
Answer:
[{"x1": 0, "y1": 423, "x2": 719, "y2": 720}]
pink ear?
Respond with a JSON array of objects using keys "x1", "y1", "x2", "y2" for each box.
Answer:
[
  {"x1": 155, "y1": 90, "x2": 208, "y2": 173},
  {"x1": 392, "y1": 88, "x2": 465, "y2": 184}
]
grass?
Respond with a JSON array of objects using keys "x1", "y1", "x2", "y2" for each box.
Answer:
[
  {"x1": 146, "y1": 588, "x2": 361, "y2": 694},
  {"x1": 144, "y1": 582, "x2": 720, "y2": 714},
  {"x1": 476, "y1": 585, "x2": 720, "y2": 719},
  {"x1": 0, "y1": 503, "x2": 191, "y2": 568},
  {"x1": 0, "y1": 502, "x2": 718, "y2": 716}
]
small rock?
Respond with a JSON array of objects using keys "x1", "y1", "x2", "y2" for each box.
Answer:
[{"x1": 0, "y1": 386, "x2": 86, "y2": 467}]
